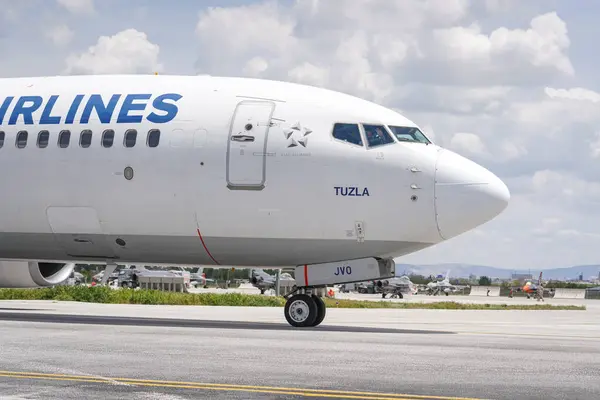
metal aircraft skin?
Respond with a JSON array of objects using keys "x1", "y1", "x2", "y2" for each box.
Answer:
[{"x1": 0, "y1": 74, "x2": 510, "y2": 326}]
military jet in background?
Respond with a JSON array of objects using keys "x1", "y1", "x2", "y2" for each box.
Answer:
[
  {"x1": 375, "y1": 275, "x2": 417, "y2": 298},
  {"x1": 523, "y1": 272, "x2": 545, "y2": 300},
  {"x1": 250, "y1": 269, "x2": 296, "y2": 294},
  {"x1": 190, "y1": 267, "x2": 215, "y2": 287},
  {"x1": 426, "y1": 271, "x2": 458, "y2": 295}
]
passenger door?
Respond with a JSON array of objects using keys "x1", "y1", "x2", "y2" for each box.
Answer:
[{"x1": 226, "y1": 100, "x2": 275, "y2": 190}]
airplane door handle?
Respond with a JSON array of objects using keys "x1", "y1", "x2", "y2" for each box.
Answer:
[{"x1": 231, "y1": 135, "x2": 255, "y2": 142}]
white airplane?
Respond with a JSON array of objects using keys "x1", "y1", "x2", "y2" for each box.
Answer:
[
  {"x1": 0, "y1": 74, "x2": 509, "y2": 327},
  {"x1": 426, "y1": 270, "x2": 458, "y2": 295}
]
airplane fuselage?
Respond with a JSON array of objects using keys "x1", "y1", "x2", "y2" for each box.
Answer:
[
  {"x1": 0, "y1": 74, "x2": 511, "y2": 327},
  {"x1": 0, "y1": 74, "x2": 510, "y2": 272},
  {"x1": 0, "y1": 75, "x2": 454, "y2": 267}
]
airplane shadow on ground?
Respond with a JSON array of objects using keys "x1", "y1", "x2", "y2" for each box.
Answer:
[{"x1": 0, "y1": 311, "x2": 455, "y2": 334}]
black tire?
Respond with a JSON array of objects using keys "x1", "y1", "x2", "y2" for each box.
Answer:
[
  {"x1": 312, "y1": 295, "x2": 326, "y2": 327},
  {"x1": 398, "y1": 292, "x2": 403, "y2": 299},
  {"x1": 284, "y1": 294, "x2": 318, "y2": 327}
]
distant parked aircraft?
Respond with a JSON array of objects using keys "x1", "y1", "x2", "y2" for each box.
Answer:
[
  {"x1": 376, "y1": 275, "x2": 417, "y2": 298},
  {"x1": 250, "y1": 269, "x2": 295, "y2": 294}
]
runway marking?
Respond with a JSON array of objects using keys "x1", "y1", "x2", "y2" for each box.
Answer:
[{"x1": 0, "y1": 371, "x2": 489, "y2": 400}]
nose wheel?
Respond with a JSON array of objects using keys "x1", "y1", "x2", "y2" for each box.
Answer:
[{"x1": 284, "y1": 293, "x2": 326, "y2": 327}]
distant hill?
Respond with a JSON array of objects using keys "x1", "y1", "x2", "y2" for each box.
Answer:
[{"x1": 393, "y1": 262, "x2": 600, "y2": 280}]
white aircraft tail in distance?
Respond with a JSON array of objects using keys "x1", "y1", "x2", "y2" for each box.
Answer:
[{"x1": 0, "y1": 74, "x2": 510, "y2": 327}]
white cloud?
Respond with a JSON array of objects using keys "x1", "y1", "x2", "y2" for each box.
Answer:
[
  {"x1": 429, "y1": 12, "x2": 573, "y2": 84},
  {"x1": 392, "y1": 85, "x2": 513, "y2": 115},
  {"x1": 64, "y1": 29, "x2": 163, "y2": 75},
  {"x1": 287, "y1": 62, "x2": 329, "y2": 87},
  {"x1": 193, "y1": 0, "x2": 475, "y2": 100},
  {"x1": 531, "y1": 170, "x2": 600, "y2": 211},
  {"x1": 194, "y1": 3, "x2": 575, "y2": 103},
  {"x1": 450, "y1": 132, "x2": 488, "y2": 156},
  {"x1": 499, "y1": 141, "x2": 528, "y2": 160},
  {"x1": 45, "y1": 24, "x2": 74, "y2": 47},
  {"x1": 195, "y1": 2, "x2": 296, "y2": 76},
  {"x1": 243, "y1": 57, "x2": 269, "y2": 77},
  {"x1": 545, "y1": 87, "x2": 600, "y2": 103},
  {"x1": 57, "y1": 0, "x2": 94, "y2": 15}
]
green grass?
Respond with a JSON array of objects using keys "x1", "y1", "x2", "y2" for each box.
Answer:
[
  {"x1": 0, "y1": 286, "x2": 586, "y2": 310},
  {"x1": 0, "y1": 286, "x2": 285, "y2": 306},
  {"x1": 323, "y1": 299, "x2": 585, "y2": 310}
]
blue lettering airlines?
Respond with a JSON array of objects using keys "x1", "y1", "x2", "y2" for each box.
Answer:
[
  {"x1": 334, "y1": 186, "x2": 370, "y2": 196},
  {"x1": 0, "y1": 93, "x2": 182, "y2": 126}
]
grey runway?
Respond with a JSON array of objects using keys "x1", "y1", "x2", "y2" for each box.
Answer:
[
  {"x1": 0, "y1": 301, "x2": 599, "y2": 400},
  {"x1": 0, "y1": 311, "x2": 453, "y2": 335}
]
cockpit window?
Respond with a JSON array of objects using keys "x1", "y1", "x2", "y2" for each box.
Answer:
[
  {"x1": 388, "y1": 126, "x2": 431, "y2": 144},
  {"x1": 332, "y1": 123, "x2": 363, "y2": 146},
  {"x1": 362, "y1": 124, "x2": 394, "y2": 148}
]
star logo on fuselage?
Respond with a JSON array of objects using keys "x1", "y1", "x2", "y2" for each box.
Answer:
[{"x1": 283, "y1": 122, "x2": 312, "y2": 148}]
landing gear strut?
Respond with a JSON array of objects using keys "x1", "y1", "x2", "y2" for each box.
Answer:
[
  {"x1": 283, "y1": 291, "x2": 326, "y2": 328},
  {"x1": 282, "y1": 257, "x2": 396, "y2": 327}
]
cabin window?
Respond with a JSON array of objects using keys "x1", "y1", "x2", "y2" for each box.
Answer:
[
  {"x1": 37, "y1": 130, "x2": 50, "y2": 148},
  {"x1": 147, "y1": 129, "x2": 160, "y2": 148},
  {"x1": 102, "y1": 129, "x2": 114, "y2": 148},
  {"x1": 80, "y1": 130, "x2": 92, "y2": 148},
  {"x1": 332, "y1": 123, "x2": 363, "y2": 146},
  {"x1": 16, "y1": 131, "x2": 28, "y2": 148},
  {"x1": 124, "y1": 129, "x2": 137, "y2": 148},
  {"x1": 362, "y1": 124, "x2": 394, "y2": 148},
  {"x1": 58, "y1": 130, "x2": 71, "y2": 148},
  {"x1": 387, "y1": 126, "x2": 431, "y2": 144},
  {"x1": 0, "y1": 131, "x2": 4, "y2": 148}
]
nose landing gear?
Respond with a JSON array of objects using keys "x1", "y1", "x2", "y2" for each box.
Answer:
[
  {"x1": 281, "y1": 257, "x2": 395, "y2": 328},
  {"x1": 284, "y1": 293, "x2": 326, "y2": 327}
]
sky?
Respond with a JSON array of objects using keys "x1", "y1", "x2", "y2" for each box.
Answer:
[{"x1": 1, "y1": 0, "x2": 599, "y2": 270}]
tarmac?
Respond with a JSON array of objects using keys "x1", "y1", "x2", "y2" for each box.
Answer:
[{"x1": 0, "y1": 295, "x2": 599, "y2": 399}]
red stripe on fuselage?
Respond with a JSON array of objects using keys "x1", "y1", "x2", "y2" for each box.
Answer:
[{"x1": 196, "y1": 228, "x2": 221, "y2": 265}]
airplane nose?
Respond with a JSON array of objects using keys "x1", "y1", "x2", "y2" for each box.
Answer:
[{"x1": 434, "y1": 149, "x2": 510, "y2": 240}]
